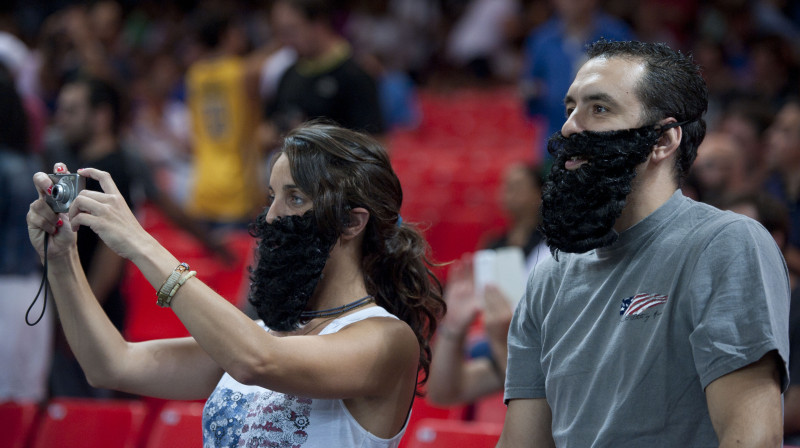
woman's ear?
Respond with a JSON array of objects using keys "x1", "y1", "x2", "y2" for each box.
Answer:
[
  {"x1": 341, "y1": 207, "x2": 370, "y2": 240},
  {"x1": 652, "y1": 118, "x2": 682, "y2": 164}
]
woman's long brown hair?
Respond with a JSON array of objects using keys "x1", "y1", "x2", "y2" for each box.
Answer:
[{"x1": 281, "y1": 121, "x2": 446, "y2": 392}]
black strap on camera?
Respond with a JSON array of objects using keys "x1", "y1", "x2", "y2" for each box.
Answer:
[{"x1": 26, "y1": 233, "x2": 50, "y2": 326}]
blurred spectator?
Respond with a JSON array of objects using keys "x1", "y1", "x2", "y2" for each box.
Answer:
[
  {"x1": 345, "y1": 0, "x2": 424, "y2": 130},
  {"x1": 689, "y1": 131, "x2": 753, "y2": 208},
  {"x1": 264, "y1": 0, "x2": 385, "y2": 137},
  {"x1": 763, "y1": 99, "x2": 800, "y2": 279},
  {"x1": 0, "y1": 29, "x2": 48, "y2": 154},
  {"x1": 745, "y1": 34, "x2": 798, "y2": 110},
  {"x1": 36, "y1": 2, "x2": 132, "y2": 110},
  {"x1": 692, "y1": 38, "x2": 738, "y2": 124},
  {"x1": 427, "y1": 163, "x2": 548, "y2": 406},
  {"x1": 0, "y1": 66, "x2": 52, "y2": 403},
  {"x1": 720, "y1": 192, "x2": 798, "y2": 443},
  {"x1": 43, "y1": 75, "x2": 134, "y2": 398},
  {"x1": 715, "y1": 97, "x2": 775, "y2": 187},
  {"x1": 128, "y1": 51, "x2": 193, "y2": 205},
  {"x1": 444, "y1": 0, "x2": 522, "y2": 83},
  {"x1": 184, "y1": 7, "x2": 266, "y2": 230},
  {"x1": 428, "y1": 259, "x2": 512, "y2": 406},
  {"x1": 520, "y1": 0, "x2": 634, "y2": 159}
]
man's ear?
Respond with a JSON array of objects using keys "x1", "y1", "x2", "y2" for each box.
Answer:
[
  {"x1": 652, "y1": 118, "x2": 681, "y2": 164},
  {"x1": 341, "y1": 207, "x2": 370, "y2": 240}
]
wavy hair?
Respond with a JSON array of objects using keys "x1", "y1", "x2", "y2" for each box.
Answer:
[{"x1": 279, "y1": 120, "x2": 446, "y2": 391}]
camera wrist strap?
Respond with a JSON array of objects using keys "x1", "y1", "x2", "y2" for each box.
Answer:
[{"x1": 26, "y1": 233, "x2": 49, "y2": 326}]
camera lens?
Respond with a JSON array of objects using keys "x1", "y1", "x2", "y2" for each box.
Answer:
[{"x1": 52, "y1": 183, "x2": 70, "y2": 203}]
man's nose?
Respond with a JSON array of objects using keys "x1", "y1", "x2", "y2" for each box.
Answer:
[{"x1": 561, "y1": 112, "x2": 583, "y2": 137}]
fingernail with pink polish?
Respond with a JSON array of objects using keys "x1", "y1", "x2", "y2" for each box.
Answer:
[
  {"x1": 56, "y1": 166, "x2": 65, "y2": 173},
  {"x1": 47, "y1": 186, "x2": 53, "y2": 195},
  {"x1": 57, "y1": 219, "x2": 63, "y2": 227}
]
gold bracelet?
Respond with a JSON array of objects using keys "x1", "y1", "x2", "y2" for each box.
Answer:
[
  {"x1": 157, "y1": 262, "x2": 189, "y2": 308},
  {"x1": 167, "y1": 270, "x2": 196, "y2": 304}
]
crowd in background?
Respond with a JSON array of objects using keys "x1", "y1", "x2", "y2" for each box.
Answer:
[{"x1": 1, "y1": 0, "x2": 800, "y2": 412}]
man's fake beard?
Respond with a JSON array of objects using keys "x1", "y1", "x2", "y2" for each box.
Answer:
[
  {"x1": 248, "y1": 210, "x2": 338, "y2": 332},
  {"x1": 540, "y1": 124, "x2": 663, "y2": 257}
]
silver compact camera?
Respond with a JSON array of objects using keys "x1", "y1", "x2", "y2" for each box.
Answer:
[{"x1": 45, "y1": 173, "x2": 85, "y2": 213}]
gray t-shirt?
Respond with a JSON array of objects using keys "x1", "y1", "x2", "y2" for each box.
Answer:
[{"x1": 505, "y1": 190, "x2": 790, "y2": 447}]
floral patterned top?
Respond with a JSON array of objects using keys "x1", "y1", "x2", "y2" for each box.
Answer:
[{"x1": 202, "y1": 306, "x2": 409, "y2": 447}]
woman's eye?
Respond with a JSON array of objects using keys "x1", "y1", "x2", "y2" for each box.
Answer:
[{"x1": 290, "y1": 195, "x2": 305, "y2": 206}]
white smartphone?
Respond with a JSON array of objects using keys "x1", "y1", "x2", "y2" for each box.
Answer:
[{"x1": 473, "y1": 247, "x2": 526, "y2": 308}]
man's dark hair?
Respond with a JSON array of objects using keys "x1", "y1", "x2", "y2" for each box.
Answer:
[
  {"x1": 0, "y1": 64, "x2": 28, "y2": 152},
  {"x1": 193, "y1": 8, "x2": 233, "y2": 50},
  {"x1": 65, "y1": 75, "x2": 125, "y2": 134},
  {"x1": 586, "y1": 40, "x2": 708, "y2": 181},
  {"x1": 277, "y1": 0, "x2": 334, "y2": 25}
]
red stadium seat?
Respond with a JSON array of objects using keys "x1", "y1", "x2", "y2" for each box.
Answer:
[
  {"x1": 29, "y1": 399, "x2": 147, "y2": 448},
  {"x1": 405, "y1": 418, "x2": 502, "y2": 448},
  {"x1": 473, "y1": 391, "x2": 507, "y2": 424},
  {"x1": 0, "y1": 401, "x2": 40, "y2": 448},
  {"x1": 143, "y1": 401, "x2": 205, "y2": 448},
  {"x1": 398, "y1": 397, "x2": 466, "y2": 448}
]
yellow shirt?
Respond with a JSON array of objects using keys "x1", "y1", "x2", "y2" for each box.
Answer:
[{"x1": 186, "y1": 56, "x2": 261, "y2": 221}]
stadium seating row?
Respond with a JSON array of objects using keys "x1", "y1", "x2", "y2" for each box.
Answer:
[
  {"x1": 1, "y1": 394, "x2": 504, "y2": 448},
  {"x1": 0, "y1": 399, "x2": 202, "y2": 448}
]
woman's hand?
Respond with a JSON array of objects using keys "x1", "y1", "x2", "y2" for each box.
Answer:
[
  {"x1": 483, "y1": 284, "x2": 513, "y2": 350},
  {"x1": 440, "y1": 255, "x2": 480, "y2": 336},
  {"x1": 27, "y1": 164, "x2": 78, "y2": 261},
  {"x1": 68, "y1": 167, "x2": 149, "y2": 261}
]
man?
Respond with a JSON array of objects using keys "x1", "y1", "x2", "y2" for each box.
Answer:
[
  {"x1": 689, "y1": 131, "x2": 753, "y2": 208},
  {"x1": 499, "y1": 40, "x2": 789, "y2": 447},
  {"x1": 521, "y1": 0, "x2": 633, "y2": 160},
  {"x1": 185, "y1": 8, "x2": 266, "y2": 229},
  {"x1": 764, "y1": 100, "x2": 800, "y2": 280},
  {"x1": 264, "y1": 0, "x2": 385, "y2": 137},
  {"x1": 45, "y1": 76, "x2": 134, "y2": 397},
  {"x1": 763, "y1": 100, "x2": 800, "y2": 443}
]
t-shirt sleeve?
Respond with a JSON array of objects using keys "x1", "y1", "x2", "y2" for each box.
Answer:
[
  {"x1": 504, "y1": 272, "x2": 548, "y2": 403},
  {"x1": 688, "y1": 218, "x2": 791, "y2": 390}
]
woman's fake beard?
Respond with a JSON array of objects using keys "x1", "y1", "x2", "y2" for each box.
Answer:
[
  {"x1": 247, "y1": 210, "x2": 338, "y2": 331},
  {"x1": 540, "y1": 125, "x2": 662, "y2": 258}
]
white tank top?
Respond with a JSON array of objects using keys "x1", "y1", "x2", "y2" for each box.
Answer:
[{"x1": 202, "y1": 306, "x2": 410, "y2": 447}]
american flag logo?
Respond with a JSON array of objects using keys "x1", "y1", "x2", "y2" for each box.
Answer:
[{"x1": 619, "y1": 293, "x2": 668, "y2": 317}]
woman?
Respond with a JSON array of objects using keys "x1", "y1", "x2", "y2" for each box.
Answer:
[
  {"x1": 427, "y1": 163, "x2": 547, "y2": 406},
  {"x1": 0, "y1": 65, "x2": 52, "y2": 402},
  {"x1": 27, "y1": 122, "x2": 445, "y2": 447}
]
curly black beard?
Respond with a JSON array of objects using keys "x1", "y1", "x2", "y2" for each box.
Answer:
[
  {"x1": 540, "y1": 124, "x2": 663, "y2": 258},
  {"x1": 248, "y1": 210, "x2": 338, "y2": 332}
]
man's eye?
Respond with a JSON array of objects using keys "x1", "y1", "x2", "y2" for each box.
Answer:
[
  {"x1": 565, "y1": 108, "x2": 575, "y2": 118},
  {"x1": 267, "y1": 194, "x2": 275, "y2": 205},
  {"x1": 290, "y1": 195, "x2": 305, "y2": 206},
  {"x1": 594, "y1": 105, "x2": 608, "y2": 113}
]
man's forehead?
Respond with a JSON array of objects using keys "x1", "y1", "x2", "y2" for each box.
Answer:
[{"x1": 566, "y1": 56, "x2": 645, "y2": 101}]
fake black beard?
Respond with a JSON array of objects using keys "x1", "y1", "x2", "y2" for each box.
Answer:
[
  {"x1": 540, "y1": 125, "x2": 663, "y2": 257},
  {"x1": 247, "y1": 210, "x2": 338, "y2": 332}
]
